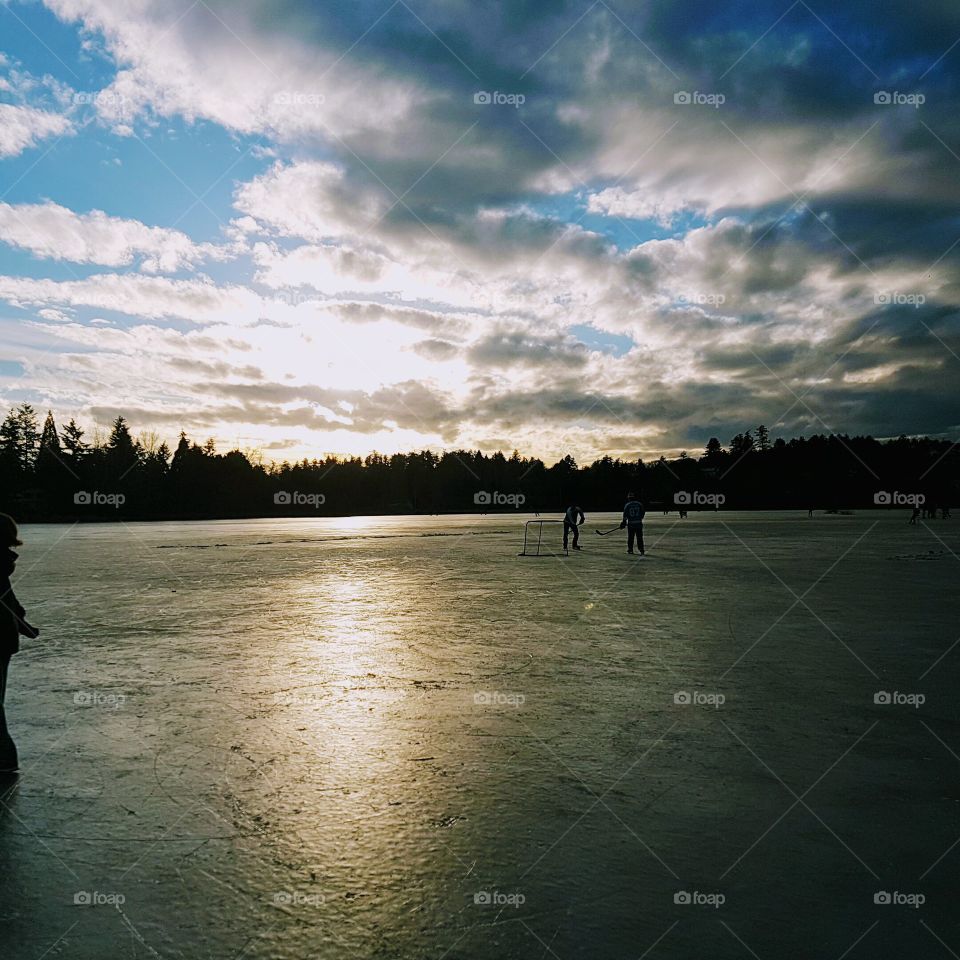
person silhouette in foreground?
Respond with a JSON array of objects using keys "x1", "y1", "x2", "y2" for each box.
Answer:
[
  {"x1": 1, "y1": 514, "x2": 39, "y2": 775},
  {"x1": 620, "y1": 493, "x2": 646, "y2": 555},
  {"x1": 563, "y1": 503, "x2": 585, "y2": 551}
]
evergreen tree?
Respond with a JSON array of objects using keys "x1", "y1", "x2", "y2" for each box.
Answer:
[
  {"x1": 105, "y1": 416, "x2": 141, "y2": 479},
  {"x1": 39, "y1": 411, "x2": 61, "y2": 456},
  {"x1": 36, "y1": 410, "x2": 69, "y2": 485},
  {"x1": 0, "y1": 403, "x2": 41, "y2": 480},
  {"x1": 170, "y1": 432, "x2": 191, "y2": 473},
  {"x1": 61, "y1": 419, "x2": 89, "y2": 460},
  {"x1": 1, "y1": 404, "x2": 959, "y2": 518},
  {"x1": 731, "y1": 431, "x2": 755, "y2": 455}
]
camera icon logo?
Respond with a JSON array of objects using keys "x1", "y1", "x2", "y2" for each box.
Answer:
[
  {"x1": 674, "y1": 91, "x2": 691, "y2": 104},
  {"x1": 474, "y1": 91, "x2": 491, "y2": 104},
  {"x1": 674, "y1": 491, "x2": 692, "y2": 505},
  {"x1": 474, "y1": 491, "x2": 492, "y2": 504},
  {"x1": 74, "y1": 491, "x2": 91, "y2": 505},
  {"x1": 272, "y1": 892, "x2": 292, "y2": 904},
  {"x1": 673, "y1": 691, "x2": 691, "y2": 705},
  {"x1": 874, "y1": 891, "x2": 891, "y2": 904},
  {"x1": 674, "y1": 891, "x2": 691, "y2": 904},
  {"x1": 73, "y1": 691, "x2": 92, "y2": 705},
  {"x1": 874, "y1": 91, "x2": 892, "y2": 104},
  {"x1": 474, "y1": 891, "x2": 492, "y2": 904},
  {"x1": 73, "y1": 891, "x2": 91, "y2": 905},
  {"x1": 274, "y1": 491, "x2": 292, "y2": 505},
  {"x1": 873, "y1": 491, "x2": 891, "y2": 505},
  {"x1": 874, "y1": 691, "x2": 891, "y2": 704}
]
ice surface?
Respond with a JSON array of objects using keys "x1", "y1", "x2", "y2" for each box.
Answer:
[{"x1": 1, "y1": 512, "x2": 957, "y2": 958}]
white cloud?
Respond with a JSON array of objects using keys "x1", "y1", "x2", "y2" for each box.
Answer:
[
  {"x1": 0, "y1": 273, "x2": 262, "y2": 323},
  {"x1": 0, "y1": 103, "x2": 71, "y2": 157},
  {"x1": 43, "y1": 0, "x2": 428, "y2": 142},
  {"x1": 234, "y1": 161, "x2": 382, "y2": 242},
  {"x1": 0, "y1": 201, "x2": 232, "y2": 272},
  {"x1": 587, "y1": 187, "x2": 690, "y2": 226}
]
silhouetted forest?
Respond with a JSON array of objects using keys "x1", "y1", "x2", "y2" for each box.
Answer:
[{"x1": 0, "y1": 404, "x2": 956, "y2": 521}]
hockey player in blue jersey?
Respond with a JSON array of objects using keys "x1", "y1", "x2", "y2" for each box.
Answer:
[{"x1": 619, "y1": 493, "x2": 645, "y2": 555}]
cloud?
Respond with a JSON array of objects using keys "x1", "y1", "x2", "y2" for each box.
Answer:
[
  {"x1": 0, "y1": 273, "x2": 263, "y2": 323},
  {"x1": 467, "y1": 329, "x2": 589, "y2": 369},
  {"x1": 0, "y1": 103, "x2": 71, "y2": 157},
  {"x1": 43, "y1": 0, "x2": 427, "y2": 141},
  {"x1": 411, "y1": 338, "x2": 459, "y2": 361},
  {"x1": 0, "y1": 201, "x2": 232, "y2": 272},
  {"x1": 2, "y1": 0, "x2": 955, "y2": 461}
]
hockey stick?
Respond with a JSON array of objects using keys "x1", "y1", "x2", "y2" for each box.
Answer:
[{"x1": 595, "y1": 526, "x2": 621, "y2": 536}]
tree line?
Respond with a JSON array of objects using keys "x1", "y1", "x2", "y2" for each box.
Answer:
[{"x1": 0, "y1": 404, "x2": 956, "y2": 520}]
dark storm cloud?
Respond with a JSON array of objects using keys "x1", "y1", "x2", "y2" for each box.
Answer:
[
  {"x1": 467, "y1": 329, "x2": 589, "y2": 368},
  {"x1": 226, "y1": 0, "x2": 960, "y2": 294},
  {"x1": 467, "y1": 380, "x2": 760, "y2": 430},
  {"x1": 265, "y1": 0, "x2": 958, "y2": 211},
  {"x1": 192, "y1": 379, "x2": 461, "y2": 437}
]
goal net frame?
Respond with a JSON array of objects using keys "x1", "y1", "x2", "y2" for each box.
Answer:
[{"x1": 519, "y1": 519, "x2": 568, "y2": 557}]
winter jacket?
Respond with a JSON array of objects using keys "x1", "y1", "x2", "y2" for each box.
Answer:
[{"x1": 0, "y1": 549, "x2": 26, "y2": 656}]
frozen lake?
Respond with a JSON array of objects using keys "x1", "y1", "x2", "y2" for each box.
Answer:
[{"x1": 1, "y1": 511, "x2": 958, "y2": 958}]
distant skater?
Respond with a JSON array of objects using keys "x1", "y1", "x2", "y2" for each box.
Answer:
[
  {"x1": 620, "y1": 492, "x2": 646, "y2": 555},
  {"x1": 909, "y1": 506, "x2": 920, "y2": 525},
  {"x1": 1, "y1": 515, "x2": 39, "y2": 775},
  {"x1": 563, "y1": 503, "x2": 585, "y2": 551}
]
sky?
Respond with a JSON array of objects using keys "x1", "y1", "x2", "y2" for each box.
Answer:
[{"x1": 0, "y1": 0, "x2": 957, "y2": 464}]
